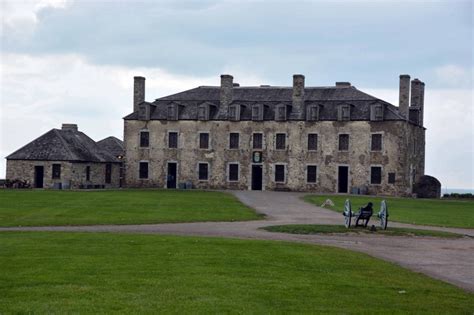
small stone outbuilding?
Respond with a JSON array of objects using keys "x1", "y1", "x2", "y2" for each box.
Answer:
[{"x1": 6, "y1": 124, "x2": 123, "y2": 189}]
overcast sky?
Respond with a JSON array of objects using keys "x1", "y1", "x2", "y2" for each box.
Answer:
[{"x1": 1, "y1": 0, "x2": 473, "y2": 189}]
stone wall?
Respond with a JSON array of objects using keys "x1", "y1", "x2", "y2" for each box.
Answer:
[
  {"x1": 6, "y1": 160, "x2": 121, "y2": 189},
  {"x1": 124, "y1": 119, "x2": 425, "y2": 196}
]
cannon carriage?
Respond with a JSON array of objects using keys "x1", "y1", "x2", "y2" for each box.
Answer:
[{"x1": 342, "y1": 199, "x2": 389, "y2": 230}]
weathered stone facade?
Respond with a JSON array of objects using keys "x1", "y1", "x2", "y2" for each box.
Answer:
[
  {"x1": 6, "y1": 124, "x2": 123, "y2": 189},
  {"x1": 123, "y1": 74, "x2": 430, "y2": 196}
]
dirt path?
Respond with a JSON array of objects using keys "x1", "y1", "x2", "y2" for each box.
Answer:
[{"x1": 1, "y1": 191, "x2": 473, "y2": 292}]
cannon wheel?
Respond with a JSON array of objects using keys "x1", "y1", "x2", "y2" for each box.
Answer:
[
  {"x1": 379, "y1": 200, "x2": 389, "y2": 230},
  {"x1": 344, "y1": 199, "x2": 352, "y2": 228}
]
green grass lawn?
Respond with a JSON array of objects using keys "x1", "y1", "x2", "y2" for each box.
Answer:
[
  {"x1": 304, "y1": 195, "x2": 474, "y2": 229},
  {"x1": 0, "y1": 190, "x2": 261, "y2": 227},
  {"x1": 0, "y1": 232, "x2": 472, "y2": 313},
  {"x1": 263, "y1": 224, "x2": 464, "y2": 238}
]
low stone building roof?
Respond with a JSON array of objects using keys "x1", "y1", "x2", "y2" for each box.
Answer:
[
  {"x1": 6, "y1": 125, "x2": 121, "y2": 163},
  {"x1": 124, "y1": 85, "x2": 405, "y2": 121},
  {"x1": 97, "y1": 136, "x2": 124, "y2": 158}
]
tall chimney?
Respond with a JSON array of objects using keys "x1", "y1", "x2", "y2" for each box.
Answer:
[
  {"x1": 133, "y1": 76, "x2": 146, "y2": 112},
  {"x1": 419, "y1": 81, "x2": 425, "y2": 126},
  {"x1": 398, "y1": 74, "x2": 410, "y2": 119},
  {"x1": 410, "y1": 79, "x2": 422, "y2": 108},
  {"x1": 220, "y1": 74, "x2": 233, "y2": 117},
  {"x1": 292, "y1": 74, "x2": 305, "y2": 119}
]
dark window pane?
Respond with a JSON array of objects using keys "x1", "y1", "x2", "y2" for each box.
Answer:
[
  {"x1": 276, "y1": 133, "x2": 286, "y2": 150},
  {"x1": 253, "y1": 133, "x2": 263, "y2": 149},
  {"x1": 169, "y1": 132, "x2": 178, "y2": 148},
  {"x1": 388, "y1": 172, "x2": 396, "y2": 184},
  {"x1": 307, "y1": 165, "x2": 317, "y2": 183},
  {"x1": 275, "y1": 164, "x2": 285, "y2": 182},
  {"x1": 105, "y1": 163, "x2": 112, "y2": 184},
  {"x1": 199, "y1": 133, "x2": 209, "y2": 149},
  {"x1": 139, "y1": 162, "x2": 148, "y2": 179},
  {"x1": 140, "y1": 131, "x2": 149, "y2": 147},
  {"x1": 308, "y1": 134, "x2": 318, "y2": 151},
  {"x1": 198, "y1": 163, "x2": 208, "y2": 180},
  {"x1": 339, "y1": 134, "x2": 349, "y2": 151},
  {"x1": 86, "y1": 166, "x2": 90, "y2": 181},
  {"x1": 371, "y1": 167, "x2": 382, "y2": 184},
  {"x1": 229, "y1": 133, "x2": 239, "y2": 149},
  {"x1": 371, "y1": 134, "x2": 382, "y2": 151},
  {"x1": 229, "y1": 164, "x2": 239, "y2": 181},
  {"x1": 52, "y1": 164, "x2": 61, "y2": 179}
]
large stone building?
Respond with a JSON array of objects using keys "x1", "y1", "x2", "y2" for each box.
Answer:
[
  {"x1": 123, "y1": 74, "x2": 427, "y2": 196},
  {"x1": 6, "y1": 124, "x2": 123, "y2": 189}
]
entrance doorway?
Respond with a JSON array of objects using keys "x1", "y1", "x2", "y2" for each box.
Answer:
[
  {"x1": 338, "y1": 166, "x2": 349, "y2": 193},
  {"x1": 34, "y1": 166, "x2": 44, "y2": 188},
  {"x1": 167, "y1": 162, "x2": 177, "y2": 189},
  {"x1": 251, "y1": 165, "x2": 263, "y2": 190}
]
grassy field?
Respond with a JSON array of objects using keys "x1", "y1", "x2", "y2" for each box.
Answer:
[
  {"x1": 1, "y1": 232, "x2": 472, "y2": 314},
  {"x1": 0, "y1": 190, "x2": 261, "y2": 227},
  {"x1": 263, "y1": 224, "x2": 464, "y2": 238},
  {"x1": 304, "y1": 195, "x2": 474, "y2": 228}
]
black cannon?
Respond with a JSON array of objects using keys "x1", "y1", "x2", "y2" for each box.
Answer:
[{"x1": 342, "y1": 199, "x2": 389, "y2": 230}]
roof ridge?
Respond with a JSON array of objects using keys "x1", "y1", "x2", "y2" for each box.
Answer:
[{"x1": 53, "y1": 129, "x2": 77, "y2": 160}]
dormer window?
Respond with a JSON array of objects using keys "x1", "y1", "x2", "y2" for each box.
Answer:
[
  {"x1": 252, "y1": 104, "x2": 264, "y2": 121},
  {"x1": 306, "y1": 105, "x2": 320, "y2": 121},
  {"x1": 138, "y1": 103, "x2": 152, "y2": 121},
  {"x1": 275, "y1": 104, "x2": 287, "y2": 121},
  {"x1": 229, "y1": 105, "x2": 241, "y2": 121},
  {"x1": 338, "y1": 105, "x2": 351, "y2": 121},
  {"x1": 370, "y1": 104, "x2": 384, "y2": 121},
  {"x1": 198, "y1": 104, "x2": 209, "y2": 121},
  {"x1": 167, "y1": 104, "x2": 178, "y2": 121}
]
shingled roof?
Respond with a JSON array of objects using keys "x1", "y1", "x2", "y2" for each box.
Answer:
[
  {"x1": 97, "y1": 136, "x2": 124, "y2": 158},
  {"x1": 124, "y1": 85, "x2": 405, "y2": 121},
  {"x1": 6, "y1": 125, "x2": 121, "y2": 162}
]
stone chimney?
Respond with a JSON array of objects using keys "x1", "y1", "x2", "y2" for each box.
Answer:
[
  {"x1": 398, "y1": 74, "x2": 410, "y2": 119},
  {"x1": 220, "y1": 74, "x2": 233, "y2": 116},
  {"x1": 292, "y1": 74, "x2": 305, "y2": 119},
  {"x1": 419, "y1": 81, "x2": 425, "y2": 126},
  {"x1": 62, "y1": 124, "x2": 78, "y2": 131},
  {"x1": 409, "y1": 78, "x2": 425, "y2": 126},
  {"x1": 335, "y1": 82, "x2": 351, "y2": 88},
  {"x1": 133, "y1": 76, "x2": 146, "y2": 112}
]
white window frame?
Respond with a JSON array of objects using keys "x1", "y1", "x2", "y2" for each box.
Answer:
[
  {"x1": 307, "y1": 133, "x2": 318, "y2": 152},
  {"x1": 197, "y1": 162, "x2": 210, "y2": 181},
  {"x1": 370, "y1": 132, "x2": 383, "y2": 152},
  {"x1": 227, "y1": 162, "x2": 240, "y2": 182},
  {"x1": 252, "y1": 132, "x2": 264, "y2": 150},
  {"x1": 138, "y1": 160, "x2": 149, "y2": 180},
  {"x1": 198, "y1": 131, "x2": 211, "y2": 150},
  {"x1": 139, "y1": 129, "x2": 150, "y2": 148},
  {"x1": 338, "y1": 132, "x2": 350, "y2": 152},
  {"x1": 369, "y1": 165, "x2": 383, "y2": 185},
  {"x1": 167, "y1": 130, "x2": 179, "y2": 149},
  {"x1": 275, "y1": 132, "x2": 287, "y2": 151},
  {"x1": 228, "y1": 132, "x2": 240, "y2": 150},
  {"x1": 306, "y1": 164, "x2": 318, "y2": 184},
  {"x1": 273, "y1": 163, "x2": 287, "y2": 183}
]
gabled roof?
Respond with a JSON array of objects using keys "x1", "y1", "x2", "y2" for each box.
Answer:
[
  {"x1": 7, "y1": 128, "x2": 121, "y2": 162},
  {"x1": 97, "y1": 136, "x2": 124, "y2": 158}
]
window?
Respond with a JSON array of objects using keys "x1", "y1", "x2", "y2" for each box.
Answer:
[
  {"x1": 275, "y1": 133, "x2": 286, "y2": 150},
  {"x1": 198, "y1": 104, "x2": 209, "y2": 121},
  {"x1": 306, "y1": 105, "x2": 320, "y2": 121},
  {"x1": 168, "y1": 132, "x2": 178, "y2": 148},
  {"x1": 140, "y1": 131, "x2": 149, "y2": 147},
  {"x1": 371, "y1": 134, "x2": 382, "y2": 151},
  {"x1": 275, "y1": 104, "x2": 286, "y2": 121},
  {"x1": 168, "y1": 104, "x2": 178, "y2": 120},
  {"x1": 371, "y1": 166, "x2": 382, "y2": 184},
  {"x1": 228, "y1": 163, "x2": 239, "y2": 181},
  {"x1": 370, "y1": 104, "x2": 384, "y2": 121},
  {"x1": 253, "y1": 133, "x2": 263, "y2": 149},
  {"x1": 229, "y1": 133, "x2": 239, "y2": 149},
  {"x1": 199, "y1": 133, "x2": 209, "y2": 149},
  {"x1": 275, "y1": 164, "x2": 285, "y2": 183},
  {"x1": 307, "y1": 165, "x2": 317, "y2": 183},
  {"x1": 338, "y1": 105, "x2": 351, "y2": 121},
  {"x1": 86, "y1": 166, "x2": 90, "y2": 181},
  {"x1": 105, "y1": 163, "x2": 112, "y2": 184},
  {"x1": 52, "y1": 164, "x2": 61, "y2": 179},
  {"x1": 229, "y1": 105, "x2": 240, "y2": 121},
  {"x1": 338, "y1": 134, "x2": 349, "y2": 151},
  {"x1": 308, "y1": 134, "x2": 318, "y2": 151},
  {"x1": 198, "y1": 163, "x2": 209, "y2": 181},
  {"x1": 252, "y1": 104, "x2": 263, "y2": 121},
  {"x1": 388, "y1": 172, "x2": 396, "y2": 184},
  {"x1": 139, "y1": 162, "x2": 149, "y2": 179}
]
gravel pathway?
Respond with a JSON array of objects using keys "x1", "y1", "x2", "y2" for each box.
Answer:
[{"x1": 1, "y1": 191, "x2": 473, "y2": 292}]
